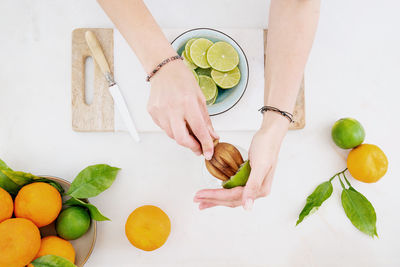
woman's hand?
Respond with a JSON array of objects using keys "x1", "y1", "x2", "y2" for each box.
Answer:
[
  {"x1": 194, "y1": 113, "x2": 289, "y2": 210},
  {"x1": 147, "y1": 60, "x2": 218, "y2": 159}
]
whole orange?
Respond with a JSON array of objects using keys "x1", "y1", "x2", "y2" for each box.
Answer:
[
  {"x1": 125, "y1": 205, "x2": 171, "y2": 251},
  {"x1": 0, "y1": 218, "x2": 41, "y2": 267},
  {"x1": 0, "y1": 187, "x2": 13, "y2": 223},
  {"x1": 33, "y1": 236, "x2": 75, "y2": 264},
  {"x1": 347, "y1": 144, "x2": 388, "y2": 183},
  {"x1": 14, "y1": 182, "x2": 62, "y2": 227}
]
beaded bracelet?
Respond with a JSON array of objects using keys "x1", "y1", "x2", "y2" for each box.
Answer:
[
  {"x1": 259, "y1": 106, "x2": 294, "y2": 123},
  {"x1": 145, "y1": 55, "x2": 183, "y2": 82}
]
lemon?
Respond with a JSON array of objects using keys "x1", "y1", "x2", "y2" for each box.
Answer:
[
  {"x1": 181, "y1": 50, "x2": 197, "y2": 70},
  {"x1": 211, "y1": 67, "x2": 241, "y2": 89},
  {"x1": 190, "y1": 38, "x2": 213, "y2": 68},
  {"x1": 207, "y1": 42, "x2": 239, "y2": 72},
  {"x1": 184, "y1": 38, "x2": 197, "y2": 62},
  {"x1": 198, "y1": 75, "x2": 217, "y2": 105}
]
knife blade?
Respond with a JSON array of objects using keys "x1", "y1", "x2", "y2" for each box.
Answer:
[{"x1": 85, "y1": 30, "x2": 140, "y2": 142}]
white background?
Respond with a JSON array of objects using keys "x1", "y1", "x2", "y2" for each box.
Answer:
[{"x1": 1, "y1": 0, "x2": 400, "y2": 266}]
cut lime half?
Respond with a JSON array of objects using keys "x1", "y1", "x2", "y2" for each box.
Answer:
[
  {"x1": 184, "y1": 38, "x2": 197, "y2": 62},
  {"x1": 181, "y1": 50, "x2": 197, "y2": 70},
  {"x1": 190, "y1": 38, "x2": 213, "y2": 68},
  {"x1": 196, "y1": 67, "x2": 212, "y2": 77},
  {"x1": 207, "y1": 42, "x2": 239, "y2": 72},
  {"x1": 222, "y1": 160, "x2": 251, "y2": 189},
  {"x1": 211, "y1": 67, "x2": 241, "y2": 89},
  {"x1": 198, "y1": 75, "x2": 217, "y2": 105}
]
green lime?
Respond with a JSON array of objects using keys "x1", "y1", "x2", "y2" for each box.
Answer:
[
  {"x1": 198, "y1": 75, "x2": 217, "y2": 105},
  {"x1": 331, "y1": 118, "x2": 365, "y2": 149},
  {"x1": 191, "y1": 69, "x2": 199, "y2": 83},
  {"x1": 196, "y1": 67, "x2": 212, "y2": 77},
  {"x1": 190, "y1": 38, "x2": 213, "y2": 68},
  {"x1": 211, "y1": 67, "x2": 241, "y2": 89},
  {"x1": 206, "y1": 42, "x2": 239, "y2": 72},
  {"x1": 181, "y1": 50, "x2": 197, "y2": 70},
  {"x1": 184, "y1": 38, "x2": 197, "y2": 62},
  {"x1": 56, "y1": 206, "x2": 91, "y2": 240},
  {"x1": 222, "y1": 160, "x2": 251, "y2": 189}
]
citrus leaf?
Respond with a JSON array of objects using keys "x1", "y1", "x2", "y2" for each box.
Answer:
[
  {"x1": 1, "y1": 170, "x2": 37, "y2": 185},
  {"x1": 31, "y1": 255, "x2": 76, "y2": 267},
  {"x1": 34, "y1": 178, "x2": 65, "y2": 194},
  {"x1": 341, "y1": 188, "x2": 378, "y2": 237},
  {"x1": 67, "y1": 164, "x2": 120, "y2": 198},
  {"x1": 64, "y1": 197, "x2": 110, "y2": 221},
  {"x1": 296, "y1": 181, "x2": 333, "y2": 225},
  {"x1": 0, "y1": 159, "x2": 20, "y2": 195}
]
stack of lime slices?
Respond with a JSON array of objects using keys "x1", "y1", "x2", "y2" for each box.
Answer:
[{"x1": 180, "y1": 38, "x2": 241, "y2": 105}]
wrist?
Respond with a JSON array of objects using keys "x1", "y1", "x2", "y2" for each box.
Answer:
[{"x1": 260, "y1": 112, "x2": 290, "y2": 135}]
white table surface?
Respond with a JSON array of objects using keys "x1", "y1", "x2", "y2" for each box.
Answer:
[{"x1": 1, "y1": 0, "x2": 400, "y2": 266}]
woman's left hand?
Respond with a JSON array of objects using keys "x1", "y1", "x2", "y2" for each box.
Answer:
[{"x1": 194, "y1": 113, "x2": 289, "y2": 210}]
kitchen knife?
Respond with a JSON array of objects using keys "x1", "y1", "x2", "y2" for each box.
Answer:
[{"x1": 85, "y1": 30, "x2": 140, "y2": 142}]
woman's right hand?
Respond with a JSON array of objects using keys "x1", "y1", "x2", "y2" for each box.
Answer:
[{"x1": 147, "y1": 59, "x2": 218, "y2": 159}]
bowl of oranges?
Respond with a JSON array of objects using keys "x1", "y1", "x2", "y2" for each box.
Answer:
[{"x1": 0, "y1": 161, "x2": 120, "y2": 267}]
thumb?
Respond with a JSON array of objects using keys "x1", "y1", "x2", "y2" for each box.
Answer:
[{"x1": 242, "y1": 164, "x2": 268, "y2": 211}]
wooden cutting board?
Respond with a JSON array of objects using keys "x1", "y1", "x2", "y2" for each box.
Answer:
[
  {"x1": 71, "y1": 28, "x2": 114, "y2": 132},
  {"x1": 71, "y1": 28, "x2": 305, "y2": 132}
]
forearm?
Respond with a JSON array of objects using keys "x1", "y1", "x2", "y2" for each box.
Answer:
[
  {"x1": 97, "y1": 0, "x2": 177, "y2": 73},
  {"x1": 263, "y1": 0, "x2": 320, "y2": 127}
]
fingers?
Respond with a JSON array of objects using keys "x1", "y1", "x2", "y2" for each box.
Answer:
[
  {"x1": 186, "y1": 106, "x2": 214, "y2": 160},
  {"x1": 170, "y1": 117, "x2": 202, "y2": 156},
  {"x1": 241, "y1": 162, "x2": 271, "y2": 211},
  {"x1": 198, "y1": 200, "x2": 242, "y2": 210},
  {"x1": 198, "y1": 97, "x2": 219, "y2": 140},
  {"x1": 194, "y1": 187, "x2": 243, "y2": 202}
]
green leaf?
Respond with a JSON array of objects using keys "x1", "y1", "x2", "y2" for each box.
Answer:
[
  {"x1": 296, "y1": 181, "x2": 333, "y2": 225},
  {"x1": 67, "y1": 164, "x2": 120, "y2": 198},
  {"x1": 1, "y1": 170, "x2": 37, "y2": 186},
  {"x1": 34, "y1": 178, "x2": 65, "y2": 194},
  {"x1": 0, "y1": 159, "x2": 20, "y2": 195},
  {"x1": 64, "y1": 197, "x2": 110, "y2": 221},
  {"x1": 31, "y1": 255, "x2": 77, "y2": 267},
  {"x1": 341, "y1": 188, "x2": 378, "y2": 237}
]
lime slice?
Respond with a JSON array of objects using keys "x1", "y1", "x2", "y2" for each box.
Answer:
[
  {"x1": 181, "y1": 50, "x2": 197, "y2": 70},
  {"x1": 211, "y1": 67, "x2": 241, "y2": 89},
  {"x1": 222, "y1": 160, "x2": 251, "y2": 189},
  {"x1": 206, "y1": 42, "x2": 239, "y2": 72},
  {"x1": 198, "y1": 75, "x2": 217, "y2": 105},
  {"x1": 184, "y1": 38, "x2": 197, "y2": 62},
  {"x1": 190, "y1": 38, "x2": 213, "y2": 68},
  {"x1": 191, "y1": 69, "x2": 199, "y2": 83},
  {"x1": 196, "y1": 67, "x2": 212, "y2": 77}
]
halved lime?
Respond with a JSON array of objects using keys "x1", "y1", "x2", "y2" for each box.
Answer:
[
  {"x1": 184, "y1": 38, "x2": 197, "y2": 62},
  {"x1": 207, "y1": 42, "x2": 239, "y2": 72},
  {"x1": 181, "y1": 50, "x2": 197, "y2": 70},
  {"x1": 191, "y1": 69, "x2": 199, "y2": 83},
  {"x1": 211, "y1": 67, "x2": 241, "y2": 89},
  {"x1": 198, "y1": 75, "x2": 217, "y2": 105},
  {"x1": 222, "y1": 160, "x2": 251, "y2": 189},
  {"x1": 190, "y1": 38, "x2": 213, "y2": 68},
  {"x1": 196, "y1": 67, "x2": 212, "y2": 77}
]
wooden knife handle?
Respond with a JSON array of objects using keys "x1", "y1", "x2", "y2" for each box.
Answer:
[{"x1": 85, "y1": 31, "x2": 111, "y2": 76}]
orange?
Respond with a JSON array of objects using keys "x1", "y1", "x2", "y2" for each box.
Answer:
[
  {"x1": 14, "y1": 182, "x2": 62, "y2": 227},
  {"x1": 33, "y1": 236, "x2": 75, "y2": 264},
  {"x1": 125, "y1": 205, "x2": 171, "y2": 251},
  {"x1": 347, "y1": 144, "x2": 388, "y2": 183},
  {"x1": 0, "y1": 187, "x2": 13, "y2": 223},
  {"x1": 0, "y1": 218, "x2": 41, "y2": 267}
]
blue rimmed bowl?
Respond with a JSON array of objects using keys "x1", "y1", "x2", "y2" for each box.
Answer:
[{"x1": 171, "y1": 28, "x2": 249, "y2": 116}]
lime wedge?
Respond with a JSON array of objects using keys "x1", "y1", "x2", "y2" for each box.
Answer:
[
  {"x1": 192, "y1": 69, "x2": 199, "y2": 83},
  {"x1": 190, "y1": 38, "x2": 213, "y2": 68},
  {"x1": 196, "y1": 67, "x2": 212, "y2": 77},
  {"x1": 184, "y1": 38, "x2": 197, "y2": 62},
  {"x1": 206, "y1": 42, "x2": 239, "y2": 72},
  {"x1": 198, "y1": 75, "x2": 217, "y2": 105},
  {"x1": 211, "y1": 67, "x2": 241, "y2": 89},
  {"x1": 181, "y1": 50, "x2": 197, "y2": 70},
  {"x1": 222, "y1": 160, "x2": 251, "y2": 189}
]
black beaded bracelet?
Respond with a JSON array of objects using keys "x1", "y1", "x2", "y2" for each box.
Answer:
[
  {"x1": 145, "y1": 55, "x2": 183, "y2": 82},
  {"x1": 259, "y1": 106, "x2": 294, "y2": 123}
]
